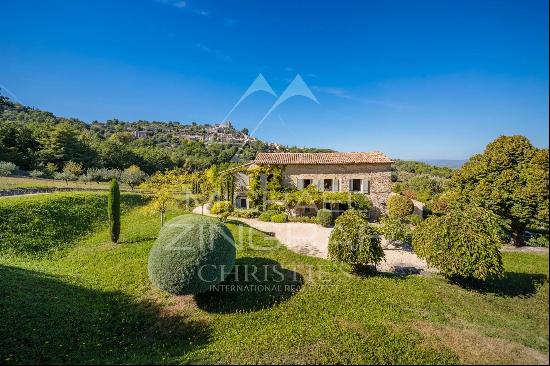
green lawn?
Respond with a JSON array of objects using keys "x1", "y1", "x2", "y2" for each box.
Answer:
[{"x1": 0, "y1": 196, "x2": 548, "y2": 364}]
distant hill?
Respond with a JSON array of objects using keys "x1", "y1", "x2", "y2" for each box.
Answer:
[{"x1": 421, "y1": 160, "x2": 466, "y2": 169}]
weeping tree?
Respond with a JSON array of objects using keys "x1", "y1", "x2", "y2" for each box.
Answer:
[{"x1": 108, "y1": 178, "x2": 121, "y2": 243}]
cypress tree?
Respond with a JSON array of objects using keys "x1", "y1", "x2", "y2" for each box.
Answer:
[{"x1": 108, "y1": 178, "x2": 121, "y2": 243}]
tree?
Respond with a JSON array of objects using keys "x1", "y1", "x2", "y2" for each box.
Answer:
[
  {"x1": 38, "y1": 122, "x2": 92, "y2": 168},
  {"x1": 448, "y1": 135, "x2": 549, "y2": 246},
  {"x1": 0, "y1": 121, "x2": 39, "y2": 170},
  {"x1": 413, "y1": 206, "x2": 504, "y2": 281},
  {"x1": 140, "y1": 169, "x2": 190, "y2": 225},
  {"x1": 328, "y1": 209, "x2": 384, "y2": 272},
  {"x1": 108, "y1": 178, "x2": 121, "y2": 243},
  {"x1": 121, "y1": 165, "x2": 147, "y2": 190},
  {"x1": 387, "y1": 194, "x2": 414, "y2": 219},
  {"x1": 63, "y1": 161, "x2": 84, "y2": 176},
  {"x1": 54, "y1": 171, "x2": 77, "y2": 184}
]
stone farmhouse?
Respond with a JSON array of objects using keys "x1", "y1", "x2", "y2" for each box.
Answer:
[{"x1": 233, "y1": 152, "x2": 393, "y2": 218}]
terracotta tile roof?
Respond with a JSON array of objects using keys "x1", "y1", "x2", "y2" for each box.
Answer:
[{"x1": 254, "y1": 152, "x2": 393, "y2": 165}]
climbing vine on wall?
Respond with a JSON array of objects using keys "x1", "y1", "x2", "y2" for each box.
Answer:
[{"x1": 247, "y1": 165, "x2": 283, "y2": 208}]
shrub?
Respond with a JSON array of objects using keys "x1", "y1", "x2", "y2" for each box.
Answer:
[
  {"x1": 405, "y1": 214, "x2": 422, "y2": 226},
  {"x1": 231, "y1": 208, "x2": 260, "y2": 218},
  {"x1": 288, "y1": 215, "x2": 317, "y2": 223},
  {"x1": 210, "y1": 200, "x2": 234, "y2": 215},
  {"x1": 63, "y1": 161, "x2": 83, "y2": 176},
  {"x1": 121, "y1": 165, "x2": 147, "y2": 190},
  {"x1": 258, "y1": 210, "x2": 279, "y2": 222},
  {"x1": 380, "y1": 217, "x2": 413, "y2": 244},
  {"x1": 148, "y1": 214, "x2": 236, "y2": 295},
  {"x1": 316, "y1": 209, "x2": 333, "y2": 227},
  {"x1": 54, "y1": 171, "x2": 77, "y2": 183},
  {"x1": 0, "y1": 161, "x2": 17, "y2": 176},
  {"x1": 29, "y1": 169, "x2": 45, "y2": 178},
  {"x1": 0, "y1": 192, "x2": 144, "y2": 255},
  {"x1": 350, "y1": 193, "x2": 373, "y2": 211},
  {"x1": 108, "y1": 179, "x2": 121, "y2": 243},
  {"x1": 412, "y1": 206, "x2": 504, "y2": 281},
  {"x1": 388, "y1": 194, "x2": 414, "y2": 219},
  {"x1": 527, "y1": 234, "x2": 549, "y2": 248},
  {"x1": 328, "y1": 209, "x2": 384, "y2": 271},
  {"x1": 271, "y1": 213, "x2": 288, "y2": 223}
]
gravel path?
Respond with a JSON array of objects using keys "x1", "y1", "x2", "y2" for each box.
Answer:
[{"x1": 192, "y1": 205, "x2": 434, "y2": 275}]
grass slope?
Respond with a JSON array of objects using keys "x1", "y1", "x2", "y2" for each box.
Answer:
[{"x1": 0, "y1": 198, "x2": 548, "y2": 364}]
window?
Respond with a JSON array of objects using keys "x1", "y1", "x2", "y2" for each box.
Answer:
[
  {"x1": 303, "y1": 178, "x2": 313, "y2": 188},
  {"x1": 239, "y1": 198, "x2": 247, "y2": 208},
  {"x1": 350, "y1": 179, "x2": 362, "y2": 192},
  {"x1": 323, "y1": 179, "x2": 333, "y2": 191}
]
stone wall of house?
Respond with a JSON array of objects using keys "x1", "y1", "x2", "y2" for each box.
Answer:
[{"x1": 281, "y1": 163, "x2": 393, "y2": 217}]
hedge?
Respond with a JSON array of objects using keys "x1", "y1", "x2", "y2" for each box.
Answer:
[
  {"x1": 148, "y1": 214, "x2": 236, "y2": 295},
  {"x1": 271, "y1": 213, "x2": 288, "y2": 223},
  {"x1": 0, "y1": 192, "x2": 145, "y2": 256},
  {"x1": 258, "y1": 210, "x2": 280, "y2": 222}
]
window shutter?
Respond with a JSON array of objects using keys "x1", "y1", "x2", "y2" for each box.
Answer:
[
  {"x1": 297, "y1": 179, "x2": 303, "y2": 189},
  {"x1": 362, "y1": 179, "x2": 370, "y2": 193},
  {"x1": 332, "y1": 178, "x2": 337, "y2": 192},
  {"x1": 318, "y1": 179, "x2": 323, "y2": 191},
  {"x1": 349, "y1": 180, "x2": 353, "y2": 191}
]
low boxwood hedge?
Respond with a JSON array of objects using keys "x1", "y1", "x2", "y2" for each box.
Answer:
[{"x1": 271, "y1": 213, "x2": 288, "y2": 223}]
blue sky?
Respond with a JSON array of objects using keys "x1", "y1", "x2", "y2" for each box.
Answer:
[{"x1": 0, "y1": 0, "x2": 548, "y2": 160}]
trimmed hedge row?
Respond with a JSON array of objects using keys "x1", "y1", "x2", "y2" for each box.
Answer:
[{"x1": 0, "y1": 192, "x2": 145, "y2": 256}]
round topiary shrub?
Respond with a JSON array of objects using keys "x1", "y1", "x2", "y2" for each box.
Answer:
[
  {"x1": 316, "y1": 208, "x2": 333, "y2": 227},
  {"x1": 270, "y1": 213, "x2": 288, "y2": 223},
  {"x1": 328, "y1": 209, "x2": 384, "y2": 271},
  {"x1": 387, "y1": 194, "x2": 414, "y2": 219},
  {"x1": 412, "y1": 206, "x2": 504, "y2": 281},
  {"x1": 210, "y1": 200, "x2": 233, "y2": 215},
  {"x1": 148, "y1": 214, "x2": 236, "y2": 295}
]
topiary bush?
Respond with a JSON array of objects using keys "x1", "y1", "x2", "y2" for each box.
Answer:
[
  {"x1": 270, "y1": 213, "x2": 288, "y2": 223},
  {"x1": 412, "y1": 206, "x2": 504, "y2": 281},
  {"x1": 258, "y1": 210, "x2": 279, "y2": 222},
  {"x1": 388, "y1": 194, "x2": 414, "y2": 219},
  {"x1": 328, "y1": 209, "x2": 384, "y2": 271},
  {"x1": 210, "y1": 200, "x2": 233, "y2": 215},
  {"x1": 380, "y1": 216, "x2": 413, "y2": 244},
  {"x1": 316, "y1": 209, "x2": 333, "y2": 227},
  {"x1": 148, "y1": 214, "x2": 236, "y2": 295}
]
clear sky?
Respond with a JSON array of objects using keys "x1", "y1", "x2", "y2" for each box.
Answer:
[{"x1": 1, "y1": 0, "x2": 548, "y2": 160}]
